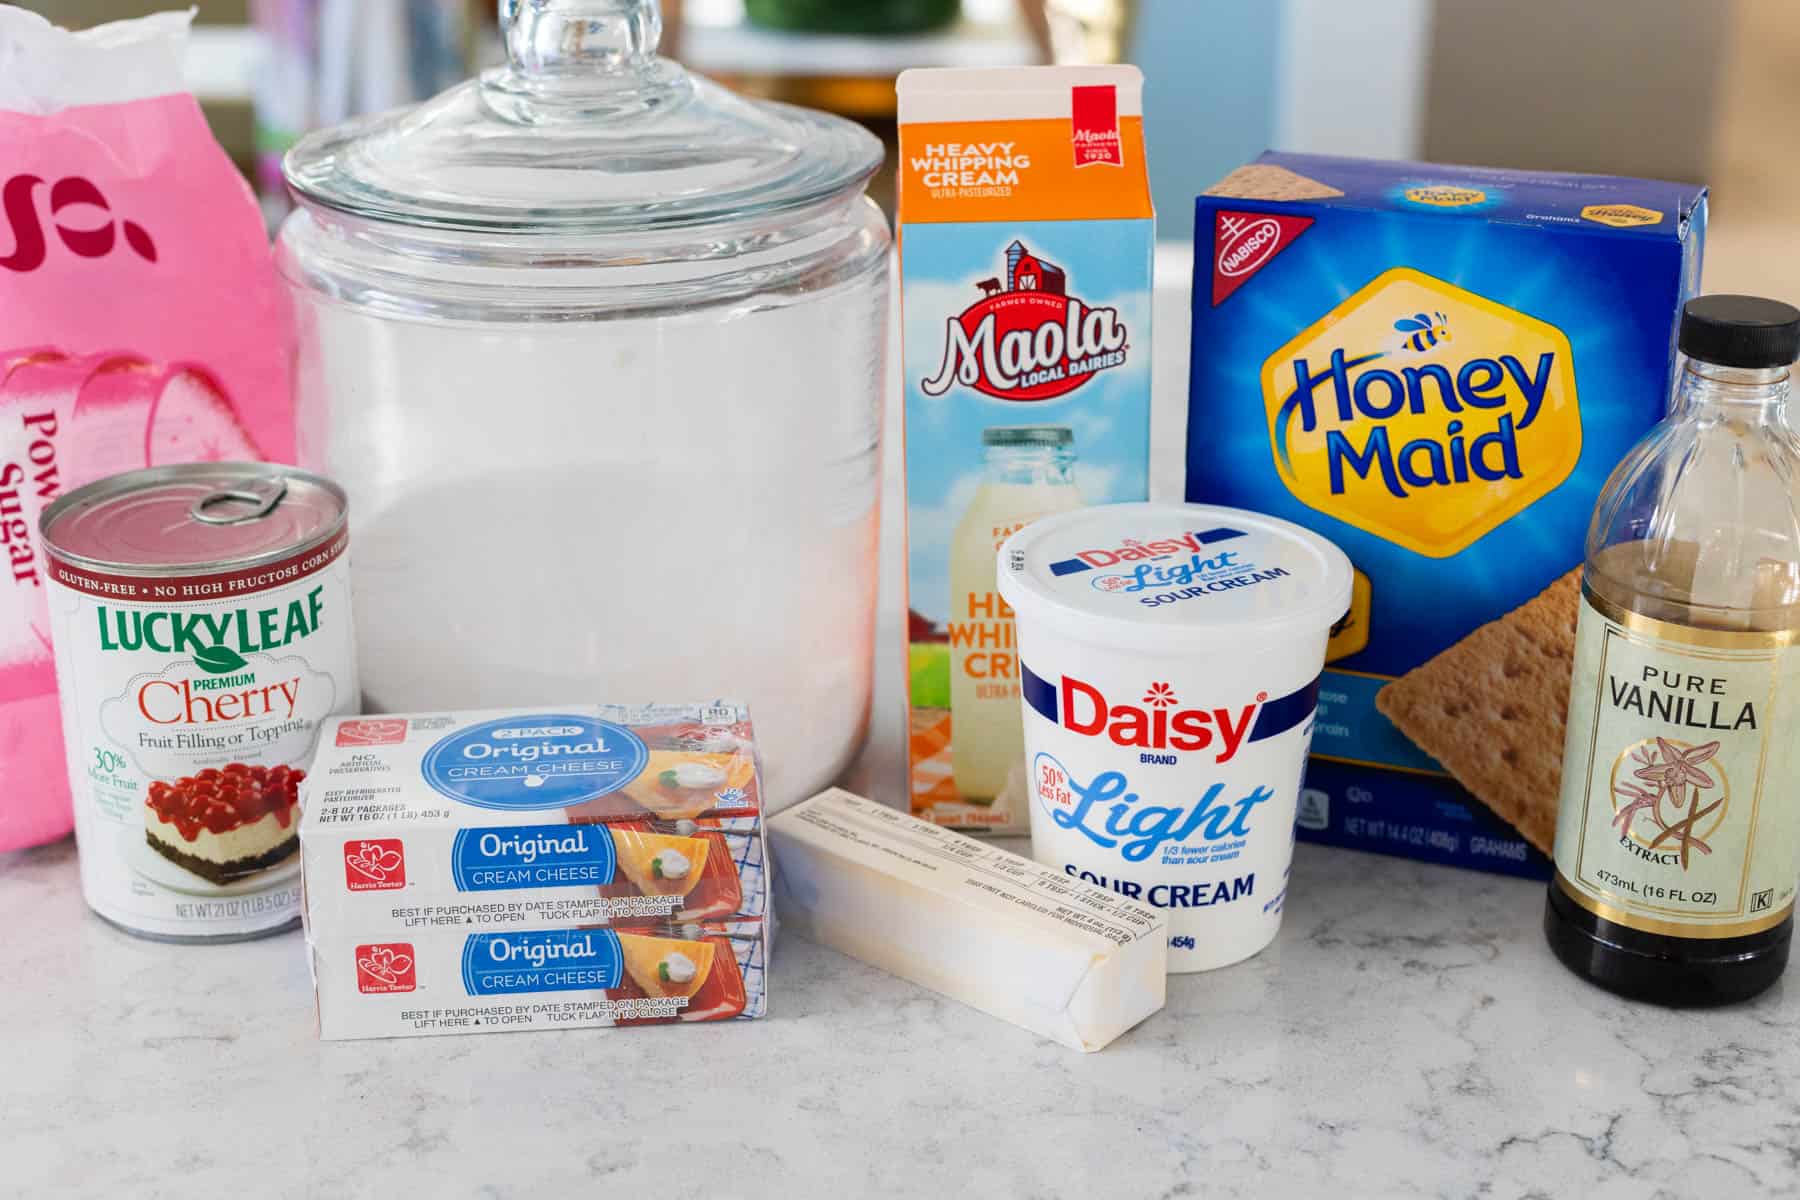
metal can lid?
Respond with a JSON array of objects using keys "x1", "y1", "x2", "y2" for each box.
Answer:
[{"x1": 40, "y1": 463, "x2": 347, "y2": 576}]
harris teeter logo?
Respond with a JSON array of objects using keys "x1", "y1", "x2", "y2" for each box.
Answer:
[
  {"x1": 921, "y1": 240, "x2": 1128, "y2": 401},
  {"x1": 1262, "y1": 267, "x2": 1579, "y2": 558}
]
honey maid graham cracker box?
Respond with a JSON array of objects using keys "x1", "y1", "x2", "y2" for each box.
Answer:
[
  {"x1": 897, "y1": 67, "x2": 1153, "y2": 834},
  {"x1": 1187, "y1": 152, "x2": 1706, "y2": 878}
]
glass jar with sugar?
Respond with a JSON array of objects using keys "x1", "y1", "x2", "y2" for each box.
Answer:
[{"x1": 276, "y1": 0, "x2": 889, "y2": 807}]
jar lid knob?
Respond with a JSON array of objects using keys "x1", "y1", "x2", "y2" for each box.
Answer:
[
  {"x1": 486, "y1": 0, "x2": 678, "y2": 120},
  {"x1": 500, "y1": 0, "x2": 661, "y2": 73}
]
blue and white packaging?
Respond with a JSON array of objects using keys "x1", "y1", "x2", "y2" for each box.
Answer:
[
  {"x1": 298, "y1": 704, "x2": 768, "y2": 1038},
  {"x1": 1187, "y1": 152, "x2": 1707, "y2": 877},
  {"x1": 310, "y1": 920, "x2": 765, "y2": 1040},
  {"x1": 998, "y1": 502, "x2": 1350, "y2": 972}
]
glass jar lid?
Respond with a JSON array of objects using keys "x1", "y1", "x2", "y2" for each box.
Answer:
[{"x1": 282, "y1": 0, "x2": 883, "y2": 235}]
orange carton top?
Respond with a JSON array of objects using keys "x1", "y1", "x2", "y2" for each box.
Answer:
[{"x1": 897, "y1": 66, "x2": 1153, "y2": 225}]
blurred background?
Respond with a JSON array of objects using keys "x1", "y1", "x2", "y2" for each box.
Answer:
[{"x1": 20, "y1": 0, "x2": 1793, "y2": 294}]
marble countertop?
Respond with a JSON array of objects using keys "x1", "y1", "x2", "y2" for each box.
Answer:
[
  {"x1": 7, "y1": 249, "x2": 1800, "y2": 1198},
  {"x1": 8, "y1": 832, "x2": 1799, "y2": 1198}
]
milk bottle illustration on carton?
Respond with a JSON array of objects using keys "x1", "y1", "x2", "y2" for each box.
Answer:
[{"x1": 948, "y1": 426, "x2": 1081, "y2": 802}]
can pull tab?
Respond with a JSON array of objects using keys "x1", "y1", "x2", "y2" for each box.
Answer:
[{"x1": 191, "y1": 477, "x2": 289, "y2": 525}]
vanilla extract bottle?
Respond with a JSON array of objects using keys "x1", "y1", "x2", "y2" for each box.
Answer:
[{"x1": 1546, "y1": 295, "x2": 1800, "y2": 1005}]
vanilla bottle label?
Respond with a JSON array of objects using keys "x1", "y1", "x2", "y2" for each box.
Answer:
[{"x1": 1553, "y1": 588, "x2": 1800, "y2": 937}]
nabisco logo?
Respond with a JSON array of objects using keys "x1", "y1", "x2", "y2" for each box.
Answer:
[
  {"x1": 1211, "y1": 209, "x2": 1313, "y2": 307},
  {"x1": 921, "y1": 240, "x2": 1128, "y2": 401},
  {"x1": 1057, "y1": 675, "x2": 1265, "y2": 765},
  {"x1": 1218, "y1": 216, "x2": 1281, "y2": 279}
]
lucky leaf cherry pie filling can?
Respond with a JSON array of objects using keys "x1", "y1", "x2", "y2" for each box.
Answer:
[
  {"x1": 998, "y1": 502, "x2": 1350, "y2": 972},
  {"x1": 39, "y1": 464, "x2": 355, "y2": 941}
]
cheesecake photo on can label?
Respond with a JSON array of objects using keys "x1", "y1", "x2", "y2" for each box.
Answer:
[{"x1": 143, "y1": 762, "x2": 305, "y2": 886}]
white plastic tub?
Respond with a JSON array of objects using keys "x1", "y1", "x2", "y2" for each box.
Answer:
[{"x1": 998, "y1": 502, "x2": 1351, "y2": 972}]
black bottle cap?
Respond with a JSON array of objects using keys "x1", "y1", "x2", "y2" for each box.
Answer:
[{"x1": 1679, "y1": 294, "x2": 1800, "y2": 368}]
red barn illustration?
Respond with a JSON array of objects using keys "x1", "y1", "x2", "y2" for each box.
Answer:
[{"x1": 1005, "y1": 240, "x2": 1066, "y2": 296}]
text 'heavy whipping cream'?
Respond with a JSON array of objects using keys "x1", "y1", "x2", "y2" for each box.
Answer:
[{"x1": 998, "y1": 502, "x2": 1350, "y2": 972}]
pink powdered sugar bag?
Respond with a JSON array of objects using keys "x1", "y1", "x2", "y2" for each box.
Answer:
[{"x1": 0, "y1": 7, "x2": 294, "y2": 851}]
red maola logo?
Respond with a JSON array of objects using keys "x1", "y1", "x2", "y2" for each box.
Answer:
[
  {"x1": 1, "y1": 175, "x2": 156, "y2": 273},
  {"x1": 921, "y1": 240, "x2": 1129, "y2": 402},
  {"x1": 1211, "y1": 210, "x2": 1313, "y2": 307},
  {"x1": 344, "y1": 838, "x2": 407, "y2": 892},
  {"x1": 1070, "y1": 84, "x2": 1123, "y2": 168},
  {"x1": 355, "y1": 944, "x2": 416, "y2": 994}
]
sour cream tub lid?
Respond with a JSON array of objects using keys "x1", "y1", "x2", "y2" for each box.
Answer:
[{"x1": 996, "y1": 502, "x2": 1353, "y2": 653}]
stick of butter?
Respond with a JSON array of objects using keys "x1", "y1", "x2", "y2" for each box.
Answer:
[{"x1": 770, "y1": 788, "x2": 1167, "y2": 1052}]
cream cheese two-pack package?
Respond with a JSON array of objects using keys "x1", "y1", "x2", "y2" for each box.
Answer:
[{"x1": 298, "y1": 704, "x2": 767, "y2": 1039}]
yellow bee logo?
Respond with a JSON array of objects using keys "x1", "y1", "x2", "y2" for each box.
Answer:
[{"x1": 1392, "y1": 310, "x2": 1452, "y2": 353}]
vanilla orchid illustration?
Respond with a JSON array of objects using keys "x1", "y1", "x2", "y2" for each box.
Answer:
[
  {"x1": 1633, "y1": 737, "x2": 1719, "y2": 794},
  {"x1": 1611, "y1": 780, "x2": 1660, "y2": 836},
  {"x1": 1615, "y1": 739, "x2": 1723, "y2": 868}
]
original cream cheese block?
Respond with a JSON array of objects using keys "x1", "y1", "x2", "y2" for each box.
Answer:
[{"x1": 770, "y1": 788, "x2": 1167, "y2": 1052}]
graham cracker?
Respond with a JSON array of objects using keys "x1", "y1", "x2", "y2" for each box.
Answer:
[
  {"x1": 1204, "y1": 163, "x2": 1344, "y2": 202},
  {"x1": 1374, "y1": 568, "x2": 1582, "y2": 855}
]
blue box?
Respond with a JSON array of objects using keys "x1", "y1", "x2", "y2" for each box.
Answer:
[{"x1": 1186, "y1": 152, "x2": 1707, "y2": 877}]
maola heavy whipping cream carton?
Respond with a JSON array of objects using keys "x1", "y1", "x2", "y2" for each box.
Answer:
[
  {"x1": 897, "y1": 66, "x2": 1153, "y2": 834},
  {"x1": 299, "y1": 704, "x2": 766, "y2": 1039},
  {"x1": 1187, "y1": 153, "x2": 1706, "y2": 878}
]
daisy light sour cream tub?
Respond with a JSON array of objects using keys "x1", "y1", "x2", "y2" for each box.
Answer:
[{"x1": 998, "y1": 502, "x2": 1351, "y2": 972}]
